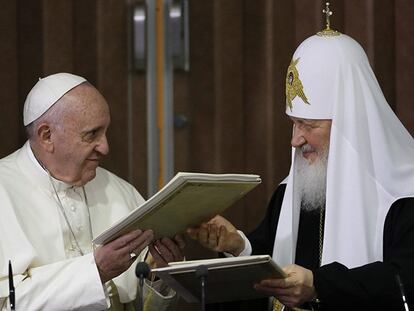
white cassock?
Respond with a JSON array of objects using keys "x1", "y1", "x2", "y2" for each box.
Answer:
[{"x1": 0, "y1": 141, "x2": 176, "y2": 311}]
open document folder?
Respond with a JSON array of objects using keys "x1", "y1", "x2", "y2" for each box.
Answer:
[
  {"x1": 152, "y1": 255, "x2": 286, "y2": 303},
  {"x1": 93, "y1": 172, "x2": 261, "y2": 245}
]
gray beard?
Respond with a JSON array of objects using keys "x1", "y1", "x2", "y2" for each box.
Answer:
[{"x1": 294, "y1": 145, "x2": 328, "y2": 211}]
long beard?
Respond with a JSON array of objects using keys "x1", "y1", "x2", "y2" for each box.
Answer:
[{"x1": 294, "y1": 144, "x2": 329, "y2": 211}]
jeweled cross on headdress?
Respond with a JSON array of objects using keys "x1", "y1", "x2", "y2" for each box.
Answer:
[
  {"x1": 323, "y1": 2, "x2": 333, "y2": 30},
  {"x1": 317, "y1": 2, "x2": 340, "y2": 36}
]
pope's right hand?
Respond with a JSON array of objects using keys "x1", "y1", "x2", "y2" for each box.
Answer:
[
  {"x1": 187, "y1": 215, "x2": 245, "y2": 256},
  {"x1": 94, "y1": 229, "x2": 154, "y2": 283}
]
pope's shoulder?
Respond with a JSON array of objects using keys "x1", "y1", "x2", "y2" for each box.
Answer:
[{"x1": 0, "y1": 149, "x2": 21, "y2": 179}]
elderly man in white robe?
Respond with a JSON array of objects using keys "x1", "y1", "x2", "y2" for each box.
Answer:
[
  {"x1": 188, "y1": 22, "x2": 414, "y2": 311},
  {"x1": 0, "y1": 73, "x2": 184, "y2": 310}
]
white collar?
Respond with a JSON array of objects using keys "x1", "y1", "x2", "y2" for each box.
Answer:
[{"x1": 24, "y1": 141, "x2": 76, "y2": 192}]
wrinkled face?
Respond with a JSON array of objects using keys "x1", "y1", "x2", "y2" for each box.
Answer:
[
  {"x1": 290, "y1": 117, "x2": 331, "y2": 164},
  {"x1": 51, "y1": 84, "x2": 110, "y2": 186}
]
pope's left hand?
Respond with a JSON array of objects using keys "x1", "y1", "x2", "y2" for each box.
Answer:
[
  {"x1": 149, "y1": 235, "x2": 186, "y2": 268},
  {"x1": 254, "y1": 264, "x2": 317, "y2": 308}
]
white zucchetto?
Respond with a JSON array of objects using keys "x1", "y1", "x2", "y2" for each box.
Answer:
[{"x1": 23, "y1": 73, "x2": 87, "y2": 126}]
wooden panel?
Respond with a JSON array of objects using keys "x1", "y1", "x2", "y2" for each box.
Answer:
[
  {"x1": 125, "y1": 0, "x2": 147, "y2": 194},
  {"x1": 395, "y1": 0, "x2": 414, "y2": 134},
  {"x1": 0, "y1": 1, "x2": 19, "y2": 157},
  {"x1": 212, "y1": 0, "x2": 244, "y2": 173},
  {"x1": 241, "y1": 0, "x2": 293, "y2": 232},
  {"x1": 187, "y1": 0, "x2": 245, "y2": 228},
  {"x1": 96, "y1": 0, "x2": 130, "y2": 181},
  {"x1": 17, "y1": 0, "x2": 43, "y2": 143},
  {"x1": 273, "y1": 0, "x2": 296, "y2": 193},
  {"x1": 130, "y1": 71, "x2": 148, "y2": 195},
  {"x1": 294, "y1": 0, "x2": 323, "y2": 44},
  {"x1": 42, "y1": 0, "x2": 74, "y2": 74},
  {"x1": 188, "y1": 0, "x2": 216, "y2": 172},
  {"x1": 73, "y1": 0, "x2": 98, "y2": 84},
  {"x1": 173, "y1": 72, "x2": 190, "y2": 173},
  {"x1": 373, "y1": 0, "x2": 395, "y2": 108},
  {"x1": 211, "y1": 0, "x2": 245, "y2": 227},
  {"x1": 329, "y1": 0, "x2": 345, "y2": 32},
  {"x1": 344, "y1": 0, "x2": 373, "y2": 59}
]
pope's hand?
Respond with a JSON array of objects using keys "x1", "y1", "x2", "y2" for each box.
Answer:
[
  {"x1": 94, "y1": 229, "x2": 154, "y2": 283},
  {"x1": 254, "y1": 264, "x2": 316, "y2": 308},
  {"x1": 149, "y1": 235, "x2": 186, "y2": 268},
  {"x1": 187, "y1": 215, "x2": 245, "y2": 256}
]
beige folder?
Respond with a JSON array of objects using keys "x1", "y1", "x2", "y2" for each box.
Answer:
[{"x1": 93, "y1": 172, "x2": 261, "y2": 244}]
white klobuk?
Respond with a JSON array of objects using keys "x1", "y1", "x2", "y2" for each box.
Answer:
[{"x1": 273, "y1": 34, "x2": 414, "y2": 268}]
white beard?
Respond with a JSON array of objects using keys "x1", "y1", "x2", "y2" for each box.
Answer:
[{"x1": 294, "y1": 144, "x2": 328, "y2": 211}]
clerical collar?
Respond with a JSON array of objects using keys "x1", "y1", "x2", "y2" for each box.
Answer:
[{"x1": 25, "y1": 141, "x2": 74, "y2": 192}]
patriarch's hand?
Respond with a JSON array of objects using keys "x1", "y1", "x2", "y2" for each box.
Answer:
[
  {"x1": 254, "y1": 264, "x2": 316, "y2": 308},
  {"x1": 187, "y1": 215, "x2": 244, "y2": 256},
  {"x1": 148, "y1": 234, "x2": 186, "y2": 268}
]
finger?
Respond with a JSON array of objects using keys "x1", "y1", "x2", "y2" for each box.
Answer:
[
  {"x1": 161, "y1": 237, "x2": 183, "y2": 261},
  {"x1": 209, "y1": 215, "x2": 236, "y2": 232},
  {"x1": 217, "y1": 225, "x2": 228, "y2": 249},
  {"x1": 260, "y1": 278, "x2": 289, "y2": 288},
  {"x1": 272, "y1": 288, "x2": 295, "y2": 296},
  {"x1": 149, "y1": 244, "x2": 167, "y2": 267},
  {"x1": 253, "y1": 284, "x2": 277, "y2": 296},
  {"x1": 174, "y1": 235, "x2": 186, "y2": 250},
  {"x1": 186, "y1": 228, "x2": 199, "y2": 240},
  {"x1": 121, "y1": 230, "x2": 154, "y2": 255},
  {"x1": 207, "y1": 224, "x2": 219, "y2": 248},
  {"x1": 206, "y1": 215, "x2": 220, "y2": 225},
  {"x1": 275, "y1": 295, "x2": 297, "y2": 307},
  {"x1": 282, "y1": 264, "x2": 296, "y2": 274},
  {"x1": 109, "y1": 229, "x2": 143, "y2": 250},
  {"x1": 254, "y1": 283, "x2": 294, "y2": 298},
  {"x1": 262, "y1": 286, "x2": 295, "y2": 297},
  {"x1": 132, "y1": 230, "x2": 154, "y2": 253},
  {"x1": 198, "y1": 226, "x2": 210, "y2": 245},
  {"x1": 154, "y1": 240, "x2": 174, "y2": 263}
]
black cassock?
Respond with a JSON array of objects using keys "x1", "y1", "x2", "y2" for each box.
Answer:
[{"x1": 207, "y1": 184, "x2": 414, "y2": 311}]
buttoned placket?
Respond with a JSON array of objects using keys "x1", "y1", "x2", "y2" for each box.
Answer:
[{"x1": 57, "y1": 187, "x2": 93, "y2": 258}]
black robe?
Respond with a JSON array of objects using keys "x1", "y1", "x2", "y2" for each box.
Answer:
[{"x1": 207, "y1": 184, "x2": 414, "y2": 311}]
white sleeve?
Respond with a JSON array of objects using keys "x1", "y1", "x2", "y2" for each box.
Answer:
[
  {"x1": 0, "y1": 254, "x2": 107, "y2": 311},
  {"x1": 223, "y1": 230, "x2": 252, "y2": 257}
]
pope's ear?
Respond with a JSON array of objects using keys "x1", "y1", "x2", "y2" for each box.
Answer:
[{"x1": 36, "y1": 123, "x2": 54, "y2": 152}]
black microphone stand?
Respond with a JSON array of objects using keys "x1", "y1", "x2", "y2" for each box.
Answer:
[
  {"x1": 195, "y1": 265, "x2": 208, "y2": 311},
  {"x1": 8, "y1": 260, "x2": 15, "y2": 311},
  {"x1": 135, "y1": 262, "x2": 150, "y2": 311},
  {"x1": 396, "y1": 274, "x2": 410, "y2": 311}
]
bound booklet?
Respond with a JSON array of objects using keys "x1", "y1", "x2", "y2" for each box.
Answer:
[
  {"x1": 152, "y1": 255, "x2": 286, "y2": 303},
  {"x1": 93, "y1": 172, "x2": 261, "y2": 245}
]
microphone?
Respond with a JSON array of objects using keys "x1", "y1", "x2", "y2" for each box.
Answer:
[
  {"x1": 135, "y1": 262, "x2": 150, "y2": 311},
  {"x1": 195, "y1": 265, "x2": 208, "y2": 311},
  {"x1": 135, "y1": 262, "x2": 150, "y2": 286},
  {"x1": 8, "y1": 260, "x2": 15, "y2": 311},
  {"x1": 395, "y1": 274, "x2": 410, "y2": 311}
]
